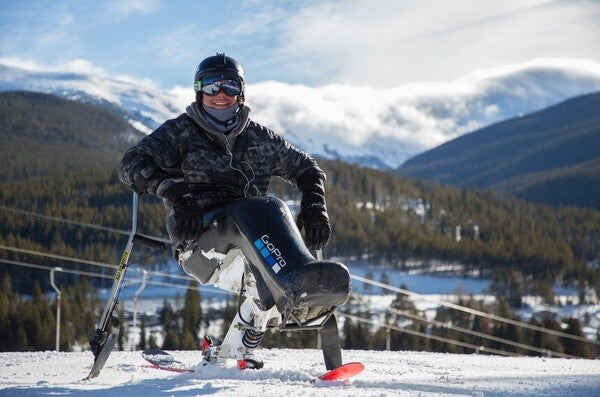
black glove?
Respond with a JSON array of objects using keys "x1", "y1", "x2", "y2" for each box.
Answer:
[
  {"x1": 296, "y1": 203, "x2": 331, "y2": 251},
  {"x1": 162, "y1": 182, "x2": 204, "y2": 242}
]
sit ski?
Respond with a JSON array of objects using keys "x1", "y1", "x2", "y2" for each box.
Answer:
[
  {"x1": 141, "y1": 346, "x2": 364, "y2": 382},
  {"x1": 86, "y1": 193, "x2": 362, "y2": 380}
]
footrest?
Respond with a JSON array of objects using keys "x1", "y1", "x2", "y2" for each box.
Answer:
[
  {"x1": 285, "y1": 261, "x2": 350, "y2": 308},
  {"x1": 278, "y1": 260, "x2": 350, "y2": 330}
]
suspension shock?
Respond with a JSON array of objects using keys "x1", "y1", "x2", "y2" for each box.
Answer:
[{"x1": 242, "y1": 328, "x2": 265, "y2": 349}]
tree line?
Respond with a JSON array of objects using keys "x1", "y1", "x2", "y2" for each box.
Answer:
[
  {"x1": 3, "y1": 91, "x2": 599, "y2": 304},
  {"x1": 1, "y1": 271, "x2": 595, "y2": 359},
  {"x1": 2, "y1": 159, "x2": 599, "y2": 302},
  {"x1": 342, "y1": 290, "x2": 597, "y2": 359}
]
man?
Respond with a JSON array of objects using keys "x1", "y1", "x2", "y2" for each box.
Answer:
[
  {"x1": 119, "y1": 53, "x2": 330, "y2": 253},
  {"x1": 119, "y1": 54, "x2": 342, "y2": 369}
]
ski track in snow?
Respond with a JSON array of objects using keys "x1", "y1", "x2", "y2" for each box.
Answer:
[{"x1": 1, "y1": 349, "x2": 599, "y2": 396}]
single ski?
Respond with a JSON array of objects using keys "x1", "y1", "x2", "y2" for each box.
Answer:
[
  {"x1": 317, "y1": 362, "x2": 364, "y2": 381},
  {"x1": 142, "y1": 349, "x2": 195, "y2": 373}
]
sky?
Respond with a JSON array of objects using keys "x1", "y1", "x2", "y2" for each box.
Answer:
[{"x1": 1, "y1": 0, "x2": 599, "y2": 90}]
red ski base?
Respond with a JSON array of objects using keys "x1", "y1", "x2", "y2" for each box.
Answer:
[{"x1": 318, "y1": 362, "x2": 364, "y2": 381}]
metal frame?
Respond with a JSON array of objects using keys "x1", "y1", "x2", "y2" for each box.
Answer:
[
  {"x1": 87, "y1": 194, "x2": 344, "y2": 377},
  {"x1": 87, "y1": 192, "x2": 167, "y2": 379}
]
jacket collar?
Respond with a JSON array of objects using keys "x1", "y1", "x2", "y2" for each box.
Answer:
[{"x1": 185, "y1": 102, "x2": 251, "y2": 152}]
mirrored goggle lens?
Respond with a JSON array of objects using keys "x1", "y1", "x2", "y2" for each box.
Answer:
[{"x1": 200, "y1": 78, "x2": 241, "y2": 96}]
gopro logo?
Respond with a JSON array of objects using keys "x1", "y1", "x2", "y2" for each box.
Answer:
[{"x1": 254, "y1": 235, "x2": 287, "y2": 273}]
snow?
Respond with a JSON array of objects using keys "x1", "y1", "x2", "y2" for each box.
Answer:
[{"x1": 1, "y1": 349, "x2": 599, "y2": 396}]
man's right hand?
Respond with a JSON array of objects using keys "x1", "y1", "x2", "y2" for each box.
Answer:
[{"x1": 162, "y1": 182, "x2": 204, "y2": 241}]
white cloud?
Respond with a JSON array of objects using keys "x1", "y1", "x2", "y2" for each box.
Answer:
[
  {"x1": 62, "y1": 59, "x2": 108, "y2": 75},
  {"x1": 0, "y1": 57, "x2": 105, "y2": 75},
  {"x1": 0, "y1": 57, "x2": 42, "y2": 72},
  {"x1": 245, "y1": 58, "x2": 600, "y2": 166},
  {"x1": 165, "y1": 85, "x2": 195, "y2": 110},
  {"x1": 2, "y1": 56, "x2": 599, "y2": 168},
  {"x1": 105, "y1": 0, "x2": 161, "y2": 19},
  {"x1": 0, "y1": 3, "x2": 83, "y2": 62},
  {"x1": 0, "y1": 56, "x2": 159, "y2": 89},
  {"x1": 273, "y1": 0, "x2": 600, "y2": 87}
]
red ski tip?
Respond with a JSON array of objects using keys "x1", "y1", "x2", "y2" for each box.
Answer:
[{"x1": 319, "y1": 362, "x2": 364, "y2": 381}]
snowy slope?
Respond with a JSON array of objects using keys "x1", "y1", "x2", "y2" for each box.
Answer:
[
  {"x1": 2, "y1": 60, "x2": 600, "y2": 168},
  {"x1": 0, "y1": 63, "x2": 181, "y2": 134},
  {"x1": 1, "y1": 349, "x2": 599, "y2": 396}
]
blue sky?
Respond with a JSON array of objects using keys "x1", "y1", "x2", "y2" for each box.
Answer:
[{"x1": 2, "y1": 0, "x2": 599, "y2": 90}]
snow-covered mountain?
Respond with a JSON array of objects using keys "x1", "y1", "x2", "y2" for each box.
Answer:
[
  {"x1": 2, "y1": 59, "x2": 600, "y2": 169},
  {"x1": 0, "y1": 63, "x2": 182, "y2": 134}
]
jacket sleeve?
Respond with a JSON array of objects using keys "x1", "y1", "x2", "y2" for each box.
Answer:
[
  {"x1": 271, "y1": 133, "x2": 327, "y2": 209},
  {"x1": 118, "y1": 118, "x2": 182, "y2": 197}
]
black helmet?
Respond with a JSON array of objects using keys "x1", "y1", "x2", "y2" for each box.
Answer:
[{"x1": 194, "y1": 53, "x2": 245, "y2": 97}]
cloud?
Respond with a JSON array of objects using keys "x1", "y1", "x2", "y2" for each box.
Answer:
[
  {"x1": 104, "y1": 0, "x2": 161, "y2": 19},
  {"x1": 0, "y1": 57, "x2": 105, "y2": 75},
  {"x1": 0, "y1": 3, "x2": 83, "y2": 61},
  {"x1": 245, "y1": 58, "x2": 600, "y2": 166},
  {"x1": 0, "y1": 57, "x2": 42, "y2": 72},
  {"x1": 2, "y1": 56, "x2": 599, "y2": 168},
  {"x1": 273, "y1": 0, "x2": 600, "y2": 87},
  {"x1": 149, "y1": 25, "x2": 205, "y2": 67},
  {"x1": 20, "y1": 55, "x2": 588, "y2": 168},
  {"x1": 0, "y1": 56, "x2": 160, "y2": 89}
]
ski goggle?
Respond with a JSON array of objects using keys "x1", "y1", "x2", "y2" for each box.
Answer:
[{"x1": 196, "y1": 76, "x2": 242, "y2": 96}]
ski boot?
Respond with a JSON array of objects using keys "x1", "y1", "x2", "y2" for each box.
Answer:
[
  {"x1": 201, "y1": 334, "x2": 264, "y2": 369},
  {"x1": 201, "y1": 335, "x2": 216, "y2": 365},
  {"x1": 208, "y1": 297, "x2": 276, "y2": 369}
]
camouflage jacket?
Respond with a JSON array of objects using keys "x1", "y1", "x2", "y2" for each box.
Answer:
[{"x1": 119, "y1": 105, "x2": 325, "y2": 223}]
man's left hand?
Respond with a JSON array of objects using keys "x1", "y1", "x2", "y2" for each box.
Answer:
[{"x1": 296, "y1": 204, "x2": 331, "y2": 251}]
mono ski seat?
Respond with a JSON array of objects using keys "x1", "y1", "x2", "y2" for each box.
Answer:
[{"x1": 178, "y1": 196, "x2": 351, "y2": 330}]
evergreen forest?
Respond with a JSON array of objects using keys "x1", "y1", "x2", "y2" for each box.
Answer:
[{"x1": 1, "y1": 91, "x2": 599, "y2": 357}]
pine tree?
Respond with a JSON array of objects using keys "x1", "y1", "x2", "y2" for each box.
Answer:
[
  {"x1": 0, "y1": 273, "x2": 12, "y2": 351},
  {"x1": 138, "y1": 315, "x2": 147, "y2": 350},
  {"x1": 160, "y1": 299, "x2": 180, "y2": 350},
  {"x1": 220, "y1": 296, "x2": 238, "y2": 340},
  {"x1": 180, "y1": 282, "x2": 202, "y2": 349},
  {"x1": 562, "y1": 318, "x2": 594, "y2": 358},
  {"x1": 342, "y1": 317, "x2": 356, "y2": 350},
  {"x1": 148, "y1": 331, "x2": 158, "y2": 349},
  {"x1": 117, "y1": 306, "x2": 127, "y2": 351},
  {"x1": 30, "y1": 280, "x2": 55, "y2": 350}
]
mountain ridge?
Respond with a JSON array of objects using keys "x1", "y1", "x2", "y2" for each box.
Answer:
[
  {"x1": 397, "y1": 92, "x2": 600, "y2": 209},
  {"x1": 2, "y1": 61, "x2": 600, "y2": 169},
  {"x1": 0, "y1": 91, "x2": 145, "y2": 181}
]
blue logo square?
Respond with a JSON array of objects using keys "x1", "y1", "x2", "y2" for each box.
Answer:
[
  {"x1": 254, "y1": 239, "x2": 265, "y2": 250},
  {"x1": 260, "y1": 247, "x2": 270, "y2": 258}
]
